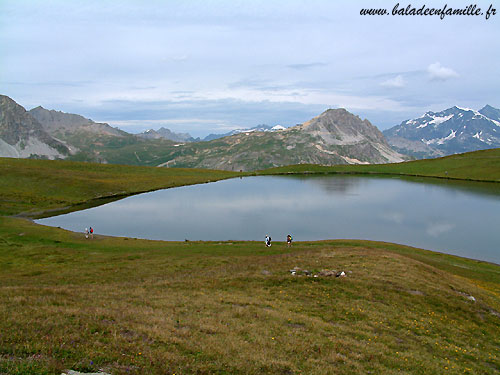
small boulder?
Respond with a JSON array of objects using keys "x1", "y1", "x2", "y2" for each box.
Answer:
[{"x1": 319, "y1": 270, "x2": 336, "y2": 277}]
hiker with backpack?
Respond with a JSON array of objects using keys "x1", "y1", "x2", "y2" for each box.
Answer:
[
  {"x1": 287, "y1": 234, "x2": 293, "y2": 247},
  {"x1": 265, "y1": 235, "x2": 272, "y2": 247}
]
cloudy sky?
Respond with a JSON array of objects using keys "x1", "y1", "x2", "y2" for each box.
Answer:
[{"x1": 1, "y1": 0, "x2": 498, "y2": 137}]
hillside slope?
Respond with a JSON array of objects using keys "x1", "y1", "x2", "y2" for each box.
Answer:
[{"x1": 260, "y1": 148, "x2": 500, "y2": 182}]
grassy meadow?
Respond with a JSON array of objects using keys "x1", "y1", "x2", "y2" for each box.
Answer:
[
  {"x1": 1, "y1": 217, "x2": 499, "y2": 375},
  {"x1": 0, "y1": 150, "x2": 500, "y2": 374}
]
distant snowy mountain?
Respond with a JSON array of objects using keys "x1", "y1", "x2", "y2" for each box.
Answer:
[
  {"x1": 202, "y1": 124, "x2": 286, "y2": 141},
  {"x1": 136, "y1": 124, "x2": 285, "y2": 143},
  {"x1": 383, "y1": 105, "x2": 500, "y2": 158}
]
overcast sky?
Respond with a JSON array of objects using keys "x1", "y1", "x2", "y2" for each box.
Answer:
[{"x1": 1, "y1": 0, "x2": 499, "y2": 136}]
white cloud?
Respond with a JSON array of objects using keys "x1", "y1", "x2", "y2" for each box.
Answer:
[
  {"x1": 381, "y1": 75, "x2": 406, "y2": 88},
  {"x1": 427, "y1": 62, "x2": 459, "y2": 81}
]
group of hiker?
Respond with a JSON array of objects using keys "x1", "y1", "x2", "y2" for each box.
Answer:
[
  {"x1": 84, "y1": 227, "x2": 94, "y2": 239},
  {"x1": 265, "y1": 234, "x2": 293, "y2": 247},
  {"x1": 83, "y1": 226, "x2": 291, "y2": 246}
]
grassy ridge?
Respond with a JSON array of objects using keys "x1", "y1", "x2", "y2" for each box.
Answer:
[
  {"x1": 0, "y1": 158, "x2": 240, "y2": 216},
  {"x1": 258, "y1": 148, "x2": 500, "y2": 182},
  {"x1": 0, "y1": 217, "x2": 499, "y2": 374}
]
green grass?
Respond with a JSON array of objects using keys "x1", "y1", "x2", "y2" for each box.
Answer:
[
  {"x1": 0, "y1": 158, "x2": 241, "y2": 217},
  {"x1": 1, "y1": 151, "x2": 500, "y2": 374},
  {"x1": 257, "y1": 148, "x2": 500, "y2": 182},
  {"x1": 0, "y1": 217, "x2": 499, "y2": 375}
]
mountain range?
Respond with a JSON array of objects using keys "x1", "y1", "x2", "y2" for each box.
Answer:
[
  {"x1": 155, "y1": 109, "x2": 404, "y2": 170},
  {"x1": 383, "y1": 105, "x2": 500, "y2": 158},
  {"x1": 2, "y1": 94, "x2": 499, "y2": 170},
  {"x1": 136, "y1": 127, "x2": 199, "y2": 143},
  {"x1": 0, "y1": 95, "x2": 403, "y2": 170},
  {"x1": 136, "y1": 124, "x2": 287, "y2": 143}
]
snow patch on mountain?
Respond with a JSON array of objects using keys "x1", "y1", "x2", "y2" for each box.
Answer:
[
  {"x1": 455, "y1": 106, "x2": 474, "y2": 112},
  {"x1": 422, "y1": 129, "x2": 456, "y2": 145},
  {"x1": 429, "y1": 114, "x2": 454, "y2": 126},
  {"x1": 472, "y1": 131, "x2": 487, "y2": 143}
]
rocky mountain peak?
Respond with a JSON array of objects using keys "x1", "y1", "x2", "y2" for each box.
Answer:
[
  {"x1": 301, "y1": 108, "x2": 387, "y2": 145},
  {"x1": 29, "y1": 106, "x2": 126, "y2": 137},
  {"x1": 479, "y1": 104, "x2": 500, "y2": 122},
  {"x1": 0, "y1": 95, "x2": 70, "y2": 158}
]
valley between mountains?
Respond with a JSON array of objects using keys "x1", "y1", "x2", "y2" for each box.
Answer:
[{"x1": 1, "y1": 95, "x2": 500, "y2": 171}]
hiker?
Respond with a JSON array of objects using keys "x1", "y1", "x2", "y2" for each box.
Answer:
[
  {"x1": 287, "y1": 234, "x2": 293, "y2": 247},
  {"x1": 265, "y1": 235, "x2": 272, "y2": 247},
  {"x1": 89, "y1": 226, "x2": 94, "y2": 239},
  {"x1": 85, "y1": 227, "x2": 89, "y2": 239}
]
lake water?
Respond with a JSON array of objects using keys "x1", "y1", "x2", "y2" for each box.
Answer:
[{"x1": 36, "y1": 176, "x2": 500, "y2": 264}]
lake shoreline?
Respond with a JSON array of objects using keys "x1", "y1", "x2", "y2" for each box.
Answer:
[
  {"x1": 15, "y1": 169, "x2": 500, "y2": 220},
  {"x1": 34, "y1": 175, "x2": 500, "y2": 265}
]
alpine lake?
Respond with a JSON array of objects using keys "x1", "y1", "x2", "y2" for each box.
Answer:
[{"x1": 36, "y1": 175, "x2": 500, "y2": 264}]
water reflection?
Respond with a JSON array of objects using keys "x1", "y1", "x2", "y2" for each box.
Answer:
[
  {"x1": 296, "y1": 174, "x2": 500, "y2": 198},
  {"x1": 297, "y1": 175, "x2": 362, "y2": 195},
  {"x1": 36, "y1": 175, "x2": 500, "y2": 264}
]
